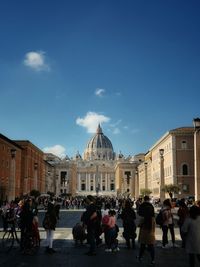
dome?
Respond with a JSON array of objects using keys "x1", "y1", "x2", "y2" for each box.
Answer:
[{"x1": 84, "y1": 124, "x2": 115, "y2": 160}]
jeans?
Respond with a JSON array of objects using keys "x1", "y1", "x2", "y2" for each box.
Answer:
[
  {"x1": 105, "y1": 228, "x2": 116, "y2": 249},
  {"x1": 46, "y1": 230, "x2": 54, "y2": 248},
  {"x1": 87, "y1": 228, "x2": 96, "y2": 253},
  {"x1": 162, "y1": 224, "x2": 175, "y2": 246}
]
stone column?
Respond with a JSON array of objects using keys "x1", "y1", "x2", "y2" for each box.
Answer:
[
  {"x1": 159, "y1": 149, "x2": 165, "y2": 202},
  {"x1": 135, "y1": 169, "x2": 139, "y2": 198},
  {"x1": 194, "y1": 128, "x2": 200, "y2": 200},
  {"x1": 144, "y1": 162, "x2": 148, "y2": 189}
]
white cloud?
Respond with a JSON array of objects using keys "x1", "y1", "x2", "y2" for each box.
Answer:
[
  {"x1": 43, "y1": 145, "x2": 66, "y2": 158},
  {"x1": 76, "y1": 111, "x2": 110, "y2": 133},
  {"x1": 95, "y1": 88, "x2": 105, "y2": 97},
  {"x1": 23, "y1": 51, "x2": 50, "y2": 71}
]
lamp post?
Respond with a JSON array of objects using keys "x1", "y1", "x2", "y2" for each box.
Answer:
[
  {"x1": 9, "y1": 148, "x2": 16, "y2": 201},
  {"x1": 159, "y1": 148, "x2": 165, "y2": 202},
  {"x1": 193, "y1": 117, "x2": 200, "y2": 200},
  {"x1": 95, "y1": 164, "x2": 100, "y2": 196},
  {"x1": 144, "y1": 162, "x2": 148, "y2": 189},
  {"x1": 34, "y1": 162, "x2": 38, "y2": 190},
  {"x1": 135, "y1": 168, "x2": 139, "y2": 199}
]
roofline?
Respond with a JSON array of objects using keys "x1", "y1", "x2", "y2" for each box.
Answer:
[
  {"x1": 149, "y1": 127, "x2": 194, "y2": 151},
  {"x1": 0, "y1": 133, "x2": 22, "y2": 149},
  {"x1": 14, "y1": 140, "x2": 44, "y2": 153}
]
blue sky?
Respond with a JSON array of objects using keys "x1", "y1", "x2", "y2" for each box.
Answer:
[{"x1": 0, "y1": 0, "x2": 200, "y2": 158}]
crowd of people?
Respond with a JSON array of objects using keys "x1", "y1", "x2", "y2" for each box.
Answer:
[{"x1": 0, "y1": 195, "x2": 200, "y2": 266}]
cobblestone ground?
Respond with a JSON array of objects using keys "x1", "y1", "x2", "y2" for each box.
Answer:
[{"x1": 0, "y1": 209, "x2": 190, "y2": 267}]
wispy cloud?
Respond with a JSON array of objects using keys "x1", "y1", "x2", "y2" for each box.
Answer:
[
  {"x1": 110, "y1": 120, "x2": 122, "y2": 127},
  {"x1": 112, "y1": 128, "x2": 120, "y2": 134},
  {"x1": 43, "y1": 145, "x2": 66, "y2": 158},
  {"x1": 95, "y1": 88, "x2": 105, "y2": 97},
  {"x1": 23, "y1": 51, "x2": 50, "y2": 71},
  {"x1": 76, "y1": 111, "x2": 110, "y2": 133},
  {"x1": 109, "y1": 120, "x2": 122, "y2": 134}
]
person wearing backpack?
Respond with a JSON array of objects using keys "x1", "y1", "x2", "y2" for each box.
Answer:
[
  {"x1": 161, "y1": 199, "x2": 177, "y2": 248},
  {"x1": 155, "y1": 209, "x2": 164, "y2": 227}
]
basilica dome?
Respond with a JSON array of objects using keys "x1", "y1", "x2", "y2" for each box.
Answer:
[{"x1": 83, "y1": 124, "x2": 115, "y2": 160}]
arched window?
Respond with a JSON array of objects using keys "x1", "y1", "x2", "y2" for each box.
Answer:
[{"x1": 182, "y1": 164, "x2": 188, "y2": 175}]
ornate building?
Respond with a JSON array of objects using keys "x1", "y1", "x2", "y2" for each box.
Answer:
[{"x1": 54, "y1": 125, "x2": 138, "y2": 197}]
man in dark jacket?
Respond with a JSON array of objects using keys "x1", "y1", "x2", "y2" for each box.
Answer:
[
  {"x1": 138, "y1": 196, "x2": 155, "y2": 217},
  {"x1": 81, "y1": 195, "x2": 98, "y2": 256}
]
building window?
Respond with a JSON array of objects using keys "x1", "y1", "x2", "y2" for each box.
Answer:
[
  {"x1": 182, "y1": 184, "x2": 189, "y2": 193},
  {"x1": 60, "y1": 189, "x2": 63, "y2": 194},
  {"x1": 81, "y1": 184, "x2": 86, "y2": 191},
  {"x1": 182, "y1": 164, "x2": 188, "y2": 175},
  {"x1": 90, "y1": 186, "x2": 93, "y2": 191},
  {"x1": 181, "y1": 140, "x2": 187, "y2": 149},
  {"x1": 102, "y1": 186, "x2": 105, "y2": 191},
  {"x1": 61, "y1": 171, "x2": 67, "y2": 186},
  {"x1": 110, "y1": 183, "x2": 115, "y2": 191}
]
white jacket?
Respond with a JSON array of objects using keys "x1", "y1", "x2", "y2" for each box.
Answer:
[{"x1": 182, "y1": 216, "x2": 200, "y2": 254}]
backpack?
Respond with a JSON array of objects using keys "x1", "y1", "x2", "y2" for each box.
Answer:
[{"x1": 156, "y1": 210, "x2": 164, "y2": 226}]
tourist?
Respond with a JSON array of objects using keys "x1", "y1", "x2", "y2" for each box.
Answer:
[
  {"x1": 43, "y1": 201, "x2": 57, "y2": 254},
  {"x1": 137, "y1": 205, "x2": 156, "y2": 265},
  {"x1": 182, "y1": 205, "x2": 200, "y2": 267},
  {"x1": 81, "y1": 195, "x2": 98, "y2": 256},
  {"x1": 161, "y1": 198, "x2": 176, "y2": 248},
  {"x1": 120, "y1": 200, "x2": 136, "y2": 249},
  {"x1": 177, "y1": 199, "x2": 189, "y2": 248}
]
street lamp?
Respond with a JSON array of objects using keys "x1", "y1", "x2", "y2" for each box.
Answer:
[
  {"x1": 159, "y1": 149, "x2": 165, "y2": 202},
  {"x1": 95, "y1": 164, "x2": 100, "y2": 196},
  {"x1": 135, "y1": 168, "x2": 139, "y2": 199},
  {"x1": 144, "y1": 162, "x2": 148, "y2": 189},
  {"x1": 193, "y1": 117, "x2": 200, "y2": 200}
]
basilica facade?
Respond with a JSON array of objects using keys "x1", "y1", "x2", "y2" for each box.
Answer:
[{"x1": 54, "y1": 125, "x2": 141, "y2": 197}]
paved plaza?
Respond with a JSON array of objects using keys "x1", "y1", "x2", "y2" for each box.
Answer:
[{"x1": 0, "y1": 210, "x2": 190, "y2": 267}]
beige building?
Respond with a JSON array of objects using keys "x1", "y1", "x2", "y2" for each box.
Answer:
[{"x1": 138, "y1": 127, "x2": 195, "y2": 200}]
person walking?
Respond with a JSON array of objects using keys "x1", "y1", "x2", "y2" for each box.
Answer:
[
  {"x1": 43, "y1": 201, "x2": 57, "y2": 254},
  {"x1": 137, "y1": 205, "x2": 156, "y2": 265},
  {"x1": 81, "y1": 195, "x2": 98, "y2": 256},
  {"x1": 161, "y1": 198, "x2": 176, "y2": 248},
  {"x1": 182, "y1": 205, "x2": 200, "y2": 267},
  {"x1": 177, "y1": 199, "x2": 189, "y2": 248},
  {"x1": 120, "y1": 200, "x2": 136, "y2": 249}
]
